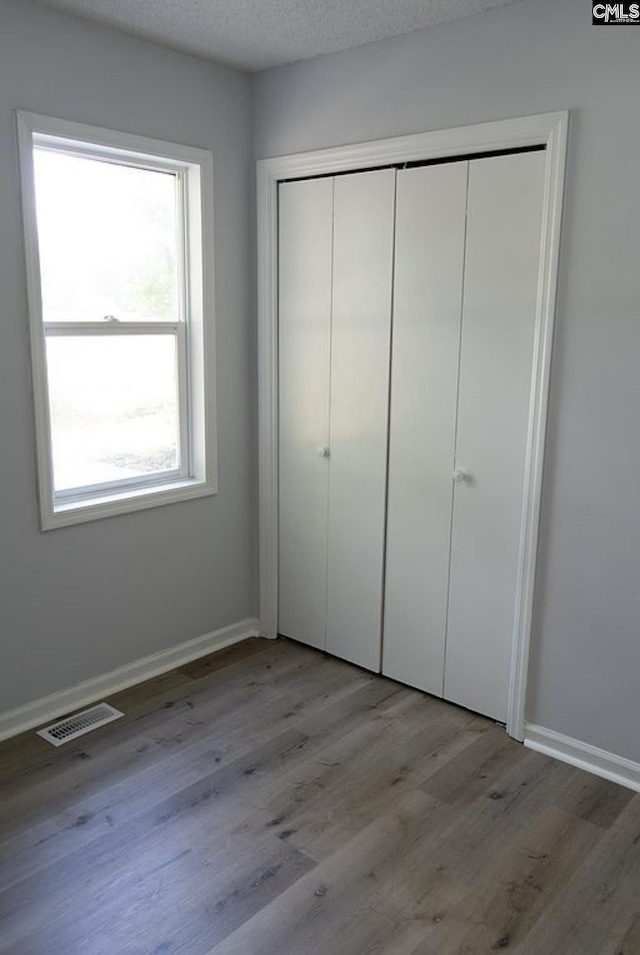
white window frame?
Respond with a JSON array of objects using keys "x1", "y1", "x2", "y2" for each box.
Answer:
[{"x1": 16, "y1": 111, "x2": 217, "y2": 530}]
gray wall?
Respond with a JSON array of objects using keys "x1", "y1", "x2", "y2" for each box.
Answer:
[
  {"x1": 3, "y1": 0, "x2": 639, "y2": 768},
  {"x1": 252, "y1": 0, "x2": 640, "y2": 762},
  {"x1": 0, "y1": 0, "x2": 254, "y2": 711}
]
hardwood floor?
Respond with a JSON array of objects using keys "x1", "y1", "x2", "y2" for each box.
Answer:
[{"x1": 1, "y1": 636, "x2": 639, "y2": 955}]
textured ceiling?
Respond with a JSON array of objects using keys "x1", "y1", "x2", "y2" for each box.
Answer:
[{"x1": 33, "y1": 0, "x2": 521, "y2": 72}]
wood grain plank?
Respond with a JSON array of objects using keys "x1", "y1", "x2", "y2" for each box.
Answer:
[
  {"x1": 616, "y1": 911, "x2": 640, "y2": 955},
  {"x1": 10, "y1": 838, "x2": 314, "y2": 955},
  {"x1": 0, "y1": 726, "x2": 311, "y2": 949},
  {"x1": 516, "y1": 795, "x2": 640, "y2": 955},
  {"x1": 553, "y1": 769, "x2": 635, "y2": 829},
  {"x1": 420, "y1": 725, "x2": 528, "y2": 806},
  {"x1": 206, "y1": 789, "x2": 441, "y2": 955},
  {"x1": 0, "y1": 642, "x2": 360, "y2": 836},
  {"x1": 1, "y1": 638, "x2": 638, "y2": 955},
  {"x1": 435, "y1": 807, "x2": 601, "y2": 954},
  {"x1": 176, "y1": 636, "x2": 272, "y2": 679}
]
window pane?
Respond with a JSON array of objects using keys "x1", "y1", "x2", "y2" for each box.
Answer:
[
  {"x1": 46, "y1": 335, "x2": 180, "y2": 493},
  {"x1": 33, "y1": 149, "x2": 180, "y2": 323}
]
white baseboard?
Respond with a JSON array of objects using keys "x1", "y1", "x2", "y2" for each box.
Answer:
[
  {"x1": 0, "y1": 617, "x2": 260, "y2": 743},
  {"x1": 524, "y1": 722, "x2": 640, "y2": 794}
]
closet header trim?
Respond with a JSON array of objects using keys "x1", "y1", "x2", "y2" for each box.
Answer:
[{"x1": 280, "y1": 144, "x2": 546, "y2": 184}]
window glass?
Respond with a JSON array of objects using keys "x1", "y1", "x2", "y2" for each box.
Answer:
[
  {"x1": 33, "y1": 149, "x2": 180, "y2": 323},
  {"x1": 45, "y1": 334, "x2": 180, "y2": 492}
]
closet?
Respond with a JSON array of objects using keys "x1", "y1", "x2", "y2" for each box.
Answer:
[{"x1": 278, "y1": 150, "x2": 546, "y2": 723}]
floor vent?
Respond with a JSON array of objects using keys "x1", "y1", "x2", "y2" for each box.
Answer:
[{"x1": 37, "y1": 703, "x2": 124, "y2": 746}]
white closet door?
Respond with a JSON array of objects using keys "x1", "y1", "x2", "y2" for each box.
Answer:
[
  {"x1": 383, "y1": 162, "x2": 468, "y2": 695},
  {"x1": 278, "y1": 177, "x2": 333, "y2": 649},
  {"x1": 444, "y1": 151, "x2": 546, "y2": 721},
  {"x1": 326, "y1": 169, "x2": 395, "y2": 671}
]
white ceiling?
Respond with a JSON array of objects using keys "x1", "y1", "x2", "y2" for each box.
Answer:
[{"x1": 33, "y1": 0, "x2": 521, "y2": 72}]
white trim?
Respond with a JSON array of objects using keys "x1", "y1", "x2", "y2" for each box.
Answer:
[
  {"x1": 19, "y1": 109, "x2": 212, "y2": 169},
  {"x1": 15, "y1": 110, "x2": 218, "y2": 530},
  {"x1": 43, "y1": 322, "x2": 180, "y2": 336},
  {"x1": 0, "y1": 617, "x2": 260, "y2": 742},
  {"x1": 257, "y1": 113, "x2": 567, "y2": 182},
  {"x1": 43, "y1": 477, "x2": 216, "y2": 529},
  {"x1": 256, "y1": 156, "x2": 280, "y2": 639},
  {"x1": 506, "y1": 114, "x2": 569, "y2": 740},
  {"x1": 256, "y1": 112, "x2": 569, "y2": 726},
  {"x1": 525, "y1": 723, "x2": 640, "y2": 794}
]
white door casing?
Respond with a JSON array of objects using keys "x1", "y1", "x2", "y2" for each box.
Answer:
[{"x1": 258, "y1": 112, "x2": 568, "y2": 740}]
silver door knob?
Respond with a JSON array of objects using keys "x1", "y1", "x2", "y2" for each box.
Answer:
[
  {"x1": 318, "y1": 445, "x2": 330, "y2": 458},
  {"x1": 453, "y1": 467, "x2": 471, "y2": 484}
]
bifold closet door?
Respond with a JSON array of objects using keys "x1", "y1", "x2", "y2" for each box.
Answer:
[
  {"x1": 280, "y1": 152, "x2": 545, "y2": 711},
  {"x1": 383, "y1": 162, "x2": 468, "y2": 695},
  {"x1": 279, "y1": 170, "x2": 395, "y2": 670},
  {"x1": 443, "y1": 151, "x2": 546, "y2": 721},
  {"x1": 326, "y1": 169, "x2": 395, "y2": 670},
  {"x1": 278, "y1": 177, "x2": 333, "y2": 650}
]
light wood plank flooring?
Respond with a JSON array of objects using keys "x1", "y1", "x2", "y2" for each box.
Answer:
[{"x1": 1, "y1": 637, "x2": 639, "y2": 954}]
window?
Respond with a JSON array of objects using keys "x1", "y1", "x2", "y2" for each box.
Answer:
[{"x1": 17, "y1": 112, "x2": 216, "y2": 529}]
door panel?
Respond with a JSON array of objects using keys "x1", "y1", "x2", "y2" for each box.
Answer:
[
  {"x1": 326, "y1": 169, "x2": 395, "y2": 671},
  {"x1": 383, "y1": 162, "x2": 468, "y2": 695},
  {"x1": 278, "y1": 178, "x2": 333, "y2": 649},
  {"x1": 444, "y1": 151, "x2": 546, "y2": 721}
]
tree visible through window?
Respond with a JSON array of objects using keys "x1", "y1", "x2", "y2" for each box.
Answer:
[
  {"x1": 34, "y1": 150, "x2": 183, "y2": 492},
  {"x1": 18, "y1": 112, "x2": 215, "y2": 528}
]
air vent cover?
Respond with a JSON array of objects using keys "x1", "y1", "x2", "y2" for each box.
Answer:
[{"x1": 37, "y1": 703, "x2": 124, "y2": 746}]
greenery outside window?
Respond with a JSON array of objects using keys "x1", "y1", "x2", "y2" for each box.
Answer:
[{"x1": 17, "y1": 112, "x2": 216, "y2": 529}]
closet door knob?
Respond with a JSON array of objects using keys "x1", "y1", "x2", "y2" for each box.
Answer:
[
  {"x1": 453, "y1": 467, "x2": 471, "y2": 484},
  {"x1": 318, "y1": 445, "x2": 330, "y2": 458}
]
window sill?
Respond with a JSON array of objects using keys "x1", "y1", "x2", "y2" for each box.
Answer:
[{"x1": 42, "y1": 477, "x2": 216, "y2": 530}]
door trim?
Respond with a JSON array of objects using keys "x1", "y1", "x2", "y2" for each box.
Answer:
[{"x1": 257, "y1": 111, "x2": 568, "y2": 741}]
